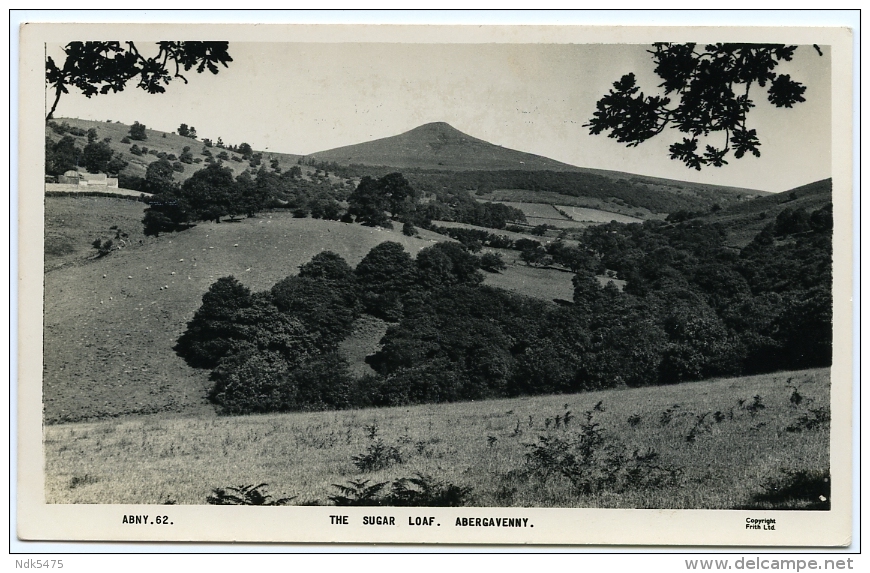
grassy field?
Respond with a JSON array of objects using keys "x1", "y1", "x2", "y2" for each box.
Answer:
[
  {"x1": 478, "y1": 189, "x2": 663, "y2": 220},
  {"x1": 556, "y1": 205, "x2": 643, "y2": 225},
  {"x1": 44, "y1": 368, "x2": 831, "y2": 509},
  {"x1": 480, "y1": 249, "x2": 576, "y2": 302},
  {"x1": 44, "y1": 195, "x2": 152, "y2": 271},
  {"x1": 431, "y1": 220, "x2": 574, "y2": 246},
  {"x1": 491, "y1": 200, "x2": 642, "y2": 229},
  {"x1": 491, "y1": 201, "x2": 568, "y2": 220}
]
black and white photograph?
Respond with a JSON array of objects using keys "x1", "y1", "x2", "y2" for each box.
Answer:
[{"x1": 16, "y1": 20, "x2": 854, "y2": 545}]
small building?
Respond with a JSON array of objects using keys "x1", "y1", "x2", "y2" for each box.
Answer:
[
  {"x1": 57, "y1": 170, "x2": 118, "y2": 188},
  {"x1": 57, "y1": 170, "x2": 83, "y2": 185}
]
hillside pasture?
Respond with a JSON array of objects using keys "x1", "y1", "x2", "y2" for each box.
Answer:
[
  {"x1": 478, "y1": 189, "x2": 662, "y2": 220},
  {"x1": 44, "y1": 368, "x2": 831, "y2": 509},
  {"x1": 490, "y1": 201, "x2": 567, "y2": 220},
  {"x1": 485, "y1": 200, "x2": 644, "y2": 228},
  {"x1": 43, "y1": 210, "x2": 449, "y2": 424},
  {"x1": 430, "y1": 220, "x2": 574, "y2": 247},
  {"x1": 556, "y1": 205, "x2": 643, "y2": 225},
  {"x1": 480, "y1": 250, "x2": 576, "y2": 302}
]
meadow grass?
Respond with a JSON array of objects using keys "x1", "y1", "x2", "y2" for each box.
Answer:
[{"x1": 44, "y1": 368, "x2": 830, "y2": 509}]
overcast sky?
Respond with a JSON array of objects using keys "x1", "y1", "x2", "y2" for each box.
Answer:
[{"x1": 47, "y1": 41, "x2": 831, "y2": 193}]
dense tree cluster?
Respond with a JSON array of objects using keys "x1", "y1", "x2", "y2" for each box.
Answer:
[
  {"x1": 176, "y1": 206, "x2": 832, "y2": 415},
  {"x1": 325, "y1": 165, "x2": 724, "y2": 214},
  {"x1": 139, "y1": 160, "x2": 348, "y2": 235},
  {"x1": 177, "y1": 123, "x2": 198, "y2": 139}
]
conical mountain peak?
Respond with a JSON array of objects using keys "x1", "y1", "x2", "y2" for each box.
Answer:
[{"x1": 308, "y1": 123, "x2": 579, "y2": 172}]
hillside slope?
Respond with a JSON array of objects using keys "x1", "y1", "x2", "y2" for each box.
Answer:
[
  {"x1": 46, "y1": 118, "x2": 306, "y2": 184},
  {"x1": 697, "y1": 178, "x2": 833, "y2": 247},
  {"x1": 43, "y1": 212, "x2": 447, "y2": 424}
]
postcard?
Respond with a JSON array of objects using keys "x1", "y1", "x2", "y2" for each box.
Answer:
[{"x1": 17, "y1": 21, "x2": 854, "y2": 545}]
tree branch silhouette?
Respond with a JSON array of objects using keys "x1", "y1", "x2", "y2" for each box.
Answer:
[
  {"x1": 45, "y1": 41, "x2": 232, "y2": 121},
  {"x1": 586, "y1": 43, "x2": 814, "y2": 170}
]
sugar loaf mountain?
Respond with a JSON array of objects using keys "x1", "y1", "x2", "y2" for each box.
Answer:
[
  {"x1": 44, "y1": 117, "x2": 832, "y2": 425},
  {"x1": 308, "y1": 121, "x2": 580, "y2": 171}
]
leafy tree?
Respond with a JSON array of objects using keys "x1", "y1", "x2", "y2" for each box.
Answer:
[
  {"x1": 106, "y1": 154, "x2": 128, "y2": 175},
  {"x1": 587, "y1": 43, "x2": 816, "y2": 169},
  {"x1": 289, "y1": 353, "x2": 360, "y2": 410},
  {"x1": 547, "y1": 241, "x2": 601, "y2": 273},
  {"x1": 479, "y1": 252, "x2": 507, "y2": 273},
  {"x1": 86, "y1": 128, "x2": 98, "y2": 143},
  {"x1": 45, "y1": 41, "x2": 232, "y2": 120},
  {"x1": 652, "y1": 289, "x2": 743, "y2": 383},
  {"x1": 128, "y1": 121, "x2": 147, "y2": 141},
  {"x1": 416, "y1": 242, "x2": 483, "y2": 289},
  {"x1": 368, "y1": 285, "x2": 546, "y2": 402},
  {"x1": 174, "y1": 276, "x2": 254, "y2": 369},
  {"x1": 238, "y1": 142, "x2": 253, "y2": 159},
  {"x1": 144, "y1": 158, "x2": 178, "y2": 194},
  {"x1": 91, "y1": 238, "x2": 114, "y2": 257},
  {"x1": 402, "y1": 221, "x2": 417, "y2": 236},
  {"x1": 520, "y1": 246, "x2": 553, "y2": 267},
  {"x1": 774, "y1": 207, "x2": 812, "y2": 237},
  {"x1": 45, "y1": 135, "x2": 81, "y2": 175},
  {"x1": 81, "y1": 139, "x2": 114, "y2": 173},
  {"x1": 309, "y1": 195, "x2": 343, "y2": 221},
  {"x1": 142, "y1": 205, "x2": 183, "y2": 237},
  {"x1": 378, "y1": 172, "x2": 420, "y2": 219},
  {"x1": 181, "y1": 162, "x2": 238, "y2": 222},
  {"x1": 270, "y1": 276, "x2": 358, "y2": 348},
  {"x1": 348, "y1": 176, "x2": 391, "y2": 227},
  {"x1": 208, "y1": 348, "x2": 297, "y2": 415},
  {"x1": 233, "y1": 171, "x2": 259, "y2": 217},
  {"x1": 348, "y1": 172, "x2": 419, "y2": 227},
  {"x1": 141, "y1": 160, "x2": 188, "y2": 236},
  {"x1": 355, "y1": 242, "x2": 419, "y2": 320},
  {"x1": 179, "y1": 146, "x2": 194, "y2": 164},
  {"x1": 176, "y1": 124, "x2": 197, "y2": 139},
  {"x1": 298, "y1": 251, "x2": 356, "y2": 283},
  {"x1": 809, "y1": 203, "x2": 833, "y2": 232}
]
